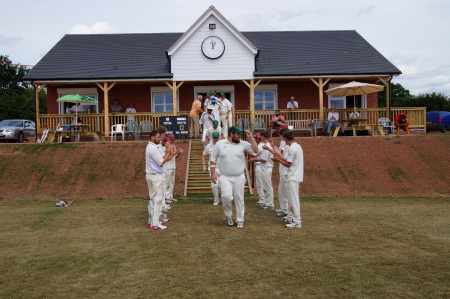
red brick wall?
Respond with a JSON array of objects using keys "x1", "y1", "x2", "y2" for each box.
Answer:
[{"x1": 46, "y1": 79, "x2": 379, "y2": 113}]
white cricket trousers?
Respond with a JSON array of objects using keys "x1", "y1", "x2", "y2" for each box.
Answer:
[
  {"x1": 284, "y1": 179, "x2": 301, "y2": 225},
  {"x1": 209, "y1": 168, "x2": 221, "y2": 204},
  {"x1": 220, "y1": 115, "x2": 229, "y2": 137},
  {"x1": 146, "y1": 173, "x2": 165, "y2": 227},
  {"x1": 202, "y1": 130, "x2": 208, "y2": 147},
  {"x1": 219, "y1": 173, "x2": 246, "y2": 222},
  {"x1": 165, "y1": 169, "x2": 175, "y2": 200},
  {"x1": 254, "y1": 165, "x2": 264, "y2": 203},
  {"x1": 260, "y1": 167, "x2": 274, "y2": 208},
  {"x1": 278, "y1": 174, "x2": 288, "y2": 213}
]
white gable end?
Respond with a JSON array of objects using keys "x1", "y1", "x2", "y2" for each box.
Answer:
[{"x1": 170, "y1": 15, "x2": 256, "y2": 81}]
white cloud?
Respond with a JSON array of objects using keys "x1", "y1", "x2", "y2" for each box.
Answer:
[
  {"x1": 69, "y1": 22, "x2": 127, "y2": 34},
  {"x1": 0, "y1": 35, "x2": 22, "y2": 46}
]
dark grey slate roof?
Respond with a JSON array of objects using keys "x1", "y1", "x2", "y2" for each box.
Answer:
[
  {"x1": 24, "y1": 33, "x2": 182, "y2": 81},
  {"x1": 24, "y1": 30, "x2": 400, "y2": 81},
  {"x1": 243, "y1": 30, "x2": 401, "y2": 76}
]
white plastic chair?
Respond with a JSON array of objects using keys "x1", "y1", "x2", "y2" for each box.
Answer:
[
  {"x1": 378, "y1": 117, "x2": 395, "y2": 135},
  {"x1": 111, "y1": 124, "x2": 125, "y2": 141}
]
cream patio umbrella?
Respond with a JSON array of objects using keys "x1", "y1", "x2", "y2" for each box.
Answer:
[{"x1": 325, "y1": 81, "x2": 384, "y2": 107}]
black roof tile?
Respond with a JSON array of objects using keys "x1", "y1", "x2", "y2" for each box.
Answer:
[{"x1": 24, "y1": 30, "x2": 400, "y2": 81}]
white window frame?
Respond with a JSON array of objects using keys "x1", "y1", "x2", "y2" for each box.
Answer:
[
  {"x1": 57, "y1": 88, "x2": 98, "y2": 114},
  {"x1": 151, "y1": 87, "x2": 179, "y2": 113},
  {"x1": 253, "y1": 84, "x2": 278, "y2": 110},
  {"x1": 327, "y1": 83, "x2": 367, "y2": 109},
  {"x1": 194, "y1": 85, "x2": 235, "y2": 106}
]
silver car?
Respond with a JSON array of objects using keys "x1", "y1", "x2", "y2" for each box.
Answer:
[{"x1": 0, "y1": 119, "x2": 36, "y2": 142}]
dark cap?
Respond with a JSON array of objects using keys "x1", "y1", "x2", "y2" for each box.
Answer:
[
  {"x1": 213, "y1": 120, "x2": 219, "y2": 126},
  {"x1": 228, "y1": 126, "x2": 244, "y2": 133},
  {"x1": 212, "y1": 132, "x2": 220, "y2": 138}
]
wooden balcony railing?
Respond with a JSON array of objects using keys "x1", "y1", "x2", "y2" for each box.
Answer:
[{"x1": 38, "y1": 107, "x2": 426, "y2": 135}]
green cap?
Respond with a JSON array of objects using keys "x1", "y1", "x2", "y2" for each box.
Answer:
[
  {"x1": 220, "y1": 93, "x2": 225, "y2": 96},
  {"x1": 212, "y1": 132, "x2": 220, "y2": 138},
  {"x1": 213, "y1": 120, "x2": 219, "y2": 126},
  {"x1": 228, "y1": 126, "x2": 244, "y2": 133}
]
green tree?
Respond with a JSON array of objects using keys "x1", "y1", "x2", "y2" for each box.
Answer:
[
  {"x1": 0, "y1": 54, "x2": 46, "y2": 121},
  {"x1": 377, "y1": 81, "x2": 412, "y2": 107},
  {"x1": 411, "y1": 92, "x2": 450, "y2": 111}
]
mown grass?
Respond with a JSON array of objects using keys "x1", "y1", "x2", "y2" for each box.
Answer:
[{"x1": 0, "y1": 197, "x2": 448, "y2": 298}]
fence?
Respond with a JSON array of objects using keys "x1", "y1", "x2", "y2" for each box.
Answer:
[{"x1": 38, "y1": 107, "x2": 425, "y2": 135}]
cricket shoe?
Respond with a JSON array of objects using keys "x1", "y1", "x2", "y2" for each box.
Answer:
[
  {"x1": 259, "y1": 204, "x2": 266, "y2": 208},
  {"x1": 237, "y1": 221, "x2": 244, "y2": 229},
  {"x1": 276, "y1": 212, "x2": 288, "y2": 217},
  {"x1": 213, "y1": 202, "x2": 219, "y2": 206},
  {"x1": 226, "y1": 217, "x2": 234, "y2": 226},
  {"x1": 256, "y1": 201, "x2": 263, "y2": 205},
  {"x1": 171, "y1": 198, "x2": 178, "y2": 202},
  {"x1": 285, "y1": 222, "x2": 301, "y2": 228},
  {"x1": 285, "y1": 218, "x2": 293, "y2": 224},
  {"x1": 262, "y1": 206, "x2": 274, "y2": 210},
  {"x1": 275, "y1": 209, "x2": 283, "y2": 213},
  {"x1": 165, "y1": 199, "x2": 173, "y2": 204},
  {"x1": 150, "y1": 224, "x2": 167, "y2": 230},
  {"x1": 159, "y1": 216, "x2": 169, "y2": 223}
]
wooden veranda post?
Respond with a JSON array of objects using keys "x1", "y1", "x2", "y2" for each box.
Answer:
[
  {"x1": 311, "y1": 78, "x2": 330, "y2": 120},
  {"x1": 165, "y1": 81, "x2": 184, "y2": 116},
  {"x1": 96, "y1": 82, "x2": 116, "y2": 136},
  {"x1": 242, "y1": 79, "x2": 262, "y2": 131},
  {"x1": 379, "y1": 77, "x2": 391, "y2": 119},
  {"x1": 34, "y1": 83, "x2": 46, "y2": 134}
]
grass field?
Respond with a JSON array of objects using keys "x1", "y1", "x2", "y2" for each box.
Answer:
[{"x1": 0, "y1": 196, "x2": 448, "y2": 298}]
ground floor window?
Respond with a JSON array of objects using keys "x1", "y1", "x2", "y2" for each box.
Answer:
[
  {"x1": 57, "y1": 88, "x2": 98, "y2": 114},
  {"x1": 254, "y1": 84, "x2": 277, "y2": 110},
  {"x1": 327, "y1": 83, "x2": 366, "y2": 109},
  {"x1": 151, "y1": 87, "x2": 179, "y2": 113}
]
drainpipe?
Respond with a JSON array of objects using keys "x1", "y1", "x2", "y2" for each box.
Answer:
[
  {"x1": 389, "y1": 74, "x2": 393, "y2": 120},
  {"x1": 32, "y1": 81, "x2": 37, "y2": 138}
]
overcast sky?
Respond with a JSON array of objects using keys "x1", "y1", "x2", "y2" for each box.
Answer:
[{"x1": 1, "y1": 0, "x2": 448, "y2": 95}]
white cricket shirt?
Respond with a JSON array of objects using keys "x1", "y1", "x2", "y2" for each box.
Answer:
[
  {"x1": 286, "y1": 142, "x2": 304, "y2": 182},
  {"x1": 211, "y1": 139, "x2": 253, "y2": 176}
]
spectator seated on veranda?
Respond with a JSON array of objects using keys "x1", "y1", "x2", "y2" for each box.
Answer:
[
  {"x1": 271, "y1": 110, "x2": 288, "y2": 130},
  {"x1": 394, "y1": 113, "x2": 409, "y2": 135}
]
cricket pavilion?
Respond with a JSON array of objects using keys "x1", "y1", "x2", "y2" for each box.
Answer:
[{"x1": 24, "y1": 5, "x2": 424, "y2": 138}]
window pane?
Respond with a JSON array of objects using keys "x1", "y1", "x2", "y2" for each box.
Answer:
[
  {"x1": 266, "y1": 102, "x2": 274, "y2": 110},
  {"x1": 166, "y1": 105, "x2": 173, "y2": 112},
  {"x1": 166, "y1": 93, "x2": 173, "y2": 104},
  {"x1": 265, "y1": 92, "x2": 274, "y2": 102},
  {"x1": 254, "y1": 91, "x2": 263, "y2": 103},
  {"x1": 154, "y1": 104, "x2": 164, "y2": 112},
  {"x1": 330, "y1": 99, "x2": 344, "y2": 109},
  {"x1": 154, "y1": 94, "x2": 164, "y2": 105},
  {"x1": 255, "y1": 103, "x2": 263, "y2": 110}
]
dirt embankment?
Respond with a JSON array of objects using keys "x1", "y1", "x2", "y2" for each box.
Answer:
[{"x1": 0, "y1": 135, "x2": 449, "y2": 200}]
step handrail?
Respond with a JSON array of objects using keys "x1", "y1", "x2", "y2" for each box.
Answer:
[{"x1": 183, "y1": 138, "x2": 192, "y2": 197}]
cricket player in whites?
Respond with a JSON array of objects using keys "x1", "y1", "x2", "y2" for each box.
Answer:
[
  {"x1": 271, "y1": 130, "x2": 304, "y2": 228},
  {"x1": 202, "y1": 131, "x2": 221, "y2": 205},
  {"x1": 210, "y1": 126, "x2": 258, "y2": 229},
  {"x1": 251, "y1": 131, "x2": 274, "y2": 210},
  {"x1": 146, "y1": 130, "x2": 178, "y2": 230},
  {"x1": 217, "y1": 93, "x2": 232, "y2": 137},
  {"x1": 165, "y1": 134, "x2": 183, "y2": 204}
]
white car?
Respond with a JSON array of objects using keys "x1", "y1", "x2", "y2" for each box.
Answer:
[{"x1": 0, "y1": 119, "x2": 36, "y2": 142}]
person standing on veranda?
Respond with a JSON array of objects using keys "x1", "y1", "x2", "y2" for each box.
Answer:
[
  {"x1": 146, "y1": 130, "x2": 178, "y2": 230},
  {"x1": 189, "y1": 95, "x2": 203, "y2": 139},
  {"x1": 271, "y1": 130, "x2": 304, "y2": 228},
  {"x1": 217, "y1": 93, "x2": 231, "y2": 137},
  {"x1": 202, "y1": 131, "x2": 222, "y2": 206},
  {"x1": 210, "y1": 126, "x2": 258, "y2": 229}
]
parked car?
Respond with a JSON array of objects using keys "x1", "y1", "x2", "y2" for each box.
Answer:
[
  {"x1": 426, "y1": 111, "x2": 450, "y2": 133},
  {"x1": 0, "y1": 119, "x2": 36, "y2": 142}
]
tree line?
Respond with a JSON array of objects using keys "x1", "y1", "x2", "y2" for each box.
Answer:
[
  {"x1": 378, "y1": 82, "x2": 450, "y2": 111},
  {"x1": 0, "y1": 55, "x2": 46, "y2": 122}
]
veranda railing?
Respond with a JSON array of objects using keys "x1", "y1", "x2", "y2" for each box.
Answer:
[{"x1": 38, "y1": 107, "x2": 425, "y2": 134}]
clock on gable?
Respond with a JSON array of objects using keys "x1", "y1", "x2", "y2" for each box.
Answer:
[{"x1": 201, "y1": 36, "x2": 225, "y2": 59}]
